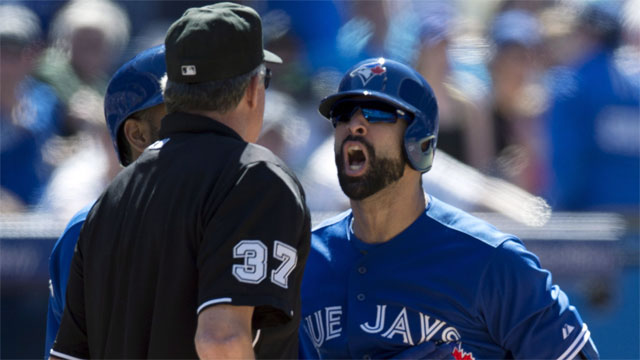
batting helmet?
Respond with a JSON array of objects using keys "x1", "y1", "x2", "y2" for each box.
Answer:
[
  {"x1": 319, "y1": 58, "x2": 439, "y2": 172},
  {"x1": 104, "y1": 44, "x2": 166, "y2": 166}
]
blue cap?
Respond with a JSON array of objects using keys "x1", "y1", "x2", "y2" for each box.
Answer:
[
  {"x1": 417, "y1": 1, "x2": 454, "y2": 45},
  {"x1": 319, "y1": 58, "x2": 439, "y2": 173},
  {"x1": 104, "y1": 44, "x2": 166, "y2": 165},
  {"x1": 490, "y1": 10, "x2": 541, "y2": 48}
]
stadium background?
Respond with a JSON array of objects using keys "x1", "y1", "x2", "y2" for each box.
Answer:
[{"x1": 1, "y1": 0, "x2": 638, "y2": 358}]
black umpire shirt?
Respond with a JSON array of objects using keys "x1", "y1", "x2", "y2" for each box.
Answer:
[{"x1": 52, "y1": 112, "x2": 311, "y2": 359}]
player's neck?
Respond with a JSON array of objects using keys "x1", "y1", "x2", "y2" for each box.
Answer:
[{"x1": 350, "y1": 172, "x2": 426, "y2": 244}]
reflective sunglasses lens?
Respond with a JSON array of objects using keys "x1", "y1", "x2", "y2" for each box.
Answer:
[
  {"x1": 361, "y1": 108, "x2": 397, "y2": 123},
  {"x1": 329, "y1": 101, "x2": 406, "y2": 127}
]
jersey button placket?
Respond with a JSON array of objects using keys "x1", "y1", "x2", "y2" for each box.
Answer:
[
  {"x1": 355, "y1": 262, "x2": 367, "y2": 301},
  {"x1": 346, "y1": 254, "x2": 369, "y2": 357}
]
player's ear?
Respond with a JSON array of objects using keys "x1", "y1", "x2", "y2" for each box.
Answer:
[{"x1": 123, "y1": 118, "x2": 152, "y2": 154}]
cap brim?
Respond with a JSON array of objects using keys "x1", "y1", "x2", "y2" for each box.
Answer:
[{"x1": 264, "y1": 49, "x2": 282, "y2": 64}]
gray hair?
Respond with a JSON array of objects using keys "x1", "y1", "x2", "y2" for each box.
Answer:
[{"x1": 162, "y1": 64, "x2": 265, "y2": 114}]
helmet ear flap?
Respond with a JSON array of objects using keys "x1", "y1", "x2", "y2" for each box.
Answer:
[
  {"x1": 421, "y1": 137, "x2": 435, "y2": 152},
  {"x1": 404, "y1": 123, "x2": 437, "y2": 173}
]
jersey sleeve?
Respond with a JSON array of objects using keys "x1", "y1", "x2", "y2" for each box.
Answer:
[
  {"x1": 197, "y1": 160, "x2": 310, "y2": 329},
  {"x1": 480, "y1": 239, "x2": 597, "y2": 359},
  {"x1": 49, "y1": 231, "x2": 90, "y2": 359},
  {"x1": 44, "y1": 223, "x2": 82, "y2": 359},
  {"x1": 44, "y1": 203, "x2": 93, "y2": 359}
]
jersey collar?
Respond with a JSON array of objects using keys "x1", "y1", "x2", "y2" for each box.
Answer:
[{"x1": 159, "y1": 112, "x2": 244, "y2": 141}]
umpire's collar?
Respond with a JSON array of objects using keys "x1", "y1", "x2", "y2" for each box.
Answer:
[{"x1": 158, "y1": 111, "x2": 243, "y2": 141}]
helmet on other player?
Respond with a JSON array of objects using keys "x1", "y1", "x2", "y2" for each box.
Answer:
[
  {"x1": 104, "y1": 44, "x2": 166, "y2": 166},
  {"x1": 319, "y1": 57, "x2": 439, "y2": 173}
]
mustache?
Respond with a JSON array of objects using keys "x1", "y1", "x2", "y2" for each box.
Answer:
[{"x1": 340, "y1": 135, "x2": 373, "y2": 151}]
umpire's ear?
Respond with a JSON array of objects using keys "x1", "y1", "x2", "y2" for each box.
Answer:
[{"x1": 244, "y1": 71, "x2": 262, "y2": 110}]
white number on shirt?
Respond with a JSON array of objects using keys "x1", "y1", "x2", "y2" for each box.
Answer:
[
  {"x1": 271, "y1": 241, "x2": 298, "y2": 288},
  {"x1": 233, "y1": 240, "x2": 268, "y2": 284},
  {"x1": 232, "y1": 240, "x2": 298, "y2": 288}
]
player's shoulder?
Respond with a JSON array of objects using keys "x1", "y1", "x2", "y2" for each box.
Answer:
[
  {"x1": 68, "y1": 202, "x2": 94, "y2": 225},
  {"x1": 52, "y1": 201, "x2": 95, "y2": 253},
  {"x1": 312, "y1": 210, "x2": 351, "y2": 232},
  {"x1": 49, "y1": 201, "x2": 96, "y2": 274},
  {"x1": 425, "y1": 196, "x2": 517, "y2": 249},
  {"x1": 308, "y1": 210, "x2": 351, "y2": 257}
]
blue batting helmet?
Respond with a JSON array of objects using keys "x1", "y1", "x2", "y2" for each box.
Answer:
[
  {"x1": 104, "y1": 44, "x2": 166, "y2": 166},
  {"x1": 319, "y1": 57, "x2": 439, "y2": 172}
]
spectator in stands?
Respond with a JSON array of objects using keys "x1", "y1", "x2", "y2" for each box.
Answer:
[
  {"x1": 34, "y1": 0, "x2": 130, "y2": 136},
  {"x1": 0, "y1": 4, "x2": 62, "y2": 211},
  {"x1": 413, "y1": 1, "x2": 493, "y2": 170},
  {"x1": 33, "y1": 0, "x2": 132, "y2": 219},
  {"x1": 486, "y1": 9, "x2": 548, "y2": 193},
  {"x1": 545, "y1": 1, "x2": 639, "y2": 212}
]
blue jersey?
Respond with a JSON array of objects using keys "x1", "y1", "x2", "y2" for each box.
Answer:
[
  {"x1": 300, "y1": 196, "x2": 597, "y2": 359},
  {"x1": 546, "y1": 48, "x2": 639, "y2": 211},
  {"x1": 44, "y1": 202, "x2": 94, "y2": 359}
]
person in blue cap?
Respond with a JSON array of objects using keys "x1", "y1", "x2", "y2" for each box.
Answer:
[
  {"x1": 0, "y1": 4, "x2": 63, "y2": 211},
  {"x1": 44, "y1": 44, "x2": 167, "y2": 358},
  {"x1": 299, "y1": 57, "x2": 599, "y2": 359},
  {"x1": 545, "y1": 1, "x2": 639, "y2": 212}
]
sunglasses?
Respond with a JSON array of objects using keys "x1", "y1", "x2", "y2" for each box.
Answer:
[
  {"x1": 329, "y1": 100, "x2": 412, "y2": 128},
  {"x1": 262, "y1": 67, "x2": 272, "y2": 89}
]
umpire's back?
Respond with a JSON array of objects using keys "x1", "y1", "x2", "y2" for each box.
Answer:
[
  {"x1": 50, "y1": 3, "x2": 310, "y2": 359},
  {"x1": 55, "y1": 113, "x2": 310, "y2": 358}
]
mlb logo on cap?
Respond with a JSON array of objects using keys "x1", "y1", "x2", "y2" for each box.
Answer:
[{"x1": 181, "y1": 65, "x2": 197, "y2": 76}]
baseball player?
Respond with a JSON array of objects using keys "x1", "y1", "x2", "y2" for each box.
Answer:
[
  {"x1": 299, "y1": 58, "x2": 599, "y2": 359},
  {"x1": 44, "y1": 44, "x2": 166, "y2": 358},
  {"x1": 50, "y1": 3, "x2": 310, "y2": 359}
]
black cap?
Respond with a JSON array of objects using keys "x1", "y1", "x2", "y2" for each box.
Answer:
[{"x1": 165, "y1": 2, "x2": 282, "y2": 83}]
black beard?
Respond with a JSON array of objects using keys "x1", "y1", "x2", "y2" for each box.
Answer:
[{"x1": 335, "y1": 136, "x2": 406, "y2": 200}]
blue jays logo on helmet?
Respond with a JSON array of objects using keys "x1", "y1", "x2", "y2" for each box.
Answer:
[
  {"x1": 104, "y1": 44, "x2": 166, "y2": 166},
  {"x1": 318, "y1": 57, "x2": 439, "y2": 173},
  {"x1": 350, "y1": 62, "x2": 387, "y2": 85}
]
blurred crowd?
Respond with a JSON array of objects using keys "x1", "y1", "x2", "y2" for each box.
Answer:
[{"x1": 1, "y1": 0, "x2": 638, "y2": 221}]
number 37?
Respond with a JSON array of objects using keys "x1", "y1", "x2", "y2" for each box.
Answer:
[{"x1": 232, "y1": 240, "x2": 298, "y2": 289}]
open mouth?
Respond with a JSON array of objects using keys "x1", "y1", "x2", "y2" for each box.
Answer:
[{"x1": 343, "y1": 141, "x2": 368, "y2": 176}]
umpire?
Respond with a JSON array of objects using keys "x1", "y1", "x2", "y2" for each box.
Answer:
[{"x1": 51, "y1": 3, "x2": 311, "y2": 359}]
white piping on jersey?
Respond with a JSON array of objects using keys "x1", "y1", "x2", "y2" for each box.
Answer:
[
  {"x1": 252, "y1": 329, "x2": 261, "y2": 347},
  {"x1": 50, "y1": 349, "x2": 87, "y2": 360},
  {"x1": 557, "y1": 323, "x2": 590, "y2": 360},
  {"x1": 196, "y1": 297, "x2": 232, "y2": 314}
]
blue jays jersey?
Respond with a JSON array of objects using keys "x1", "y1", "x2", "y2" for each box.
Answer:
[
  {"x1": 300, "y1": 196, "x2": 597, "y2": 359},
  {"x1": 44, "y1": 202, "x2": 94, "y2": 359}
]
